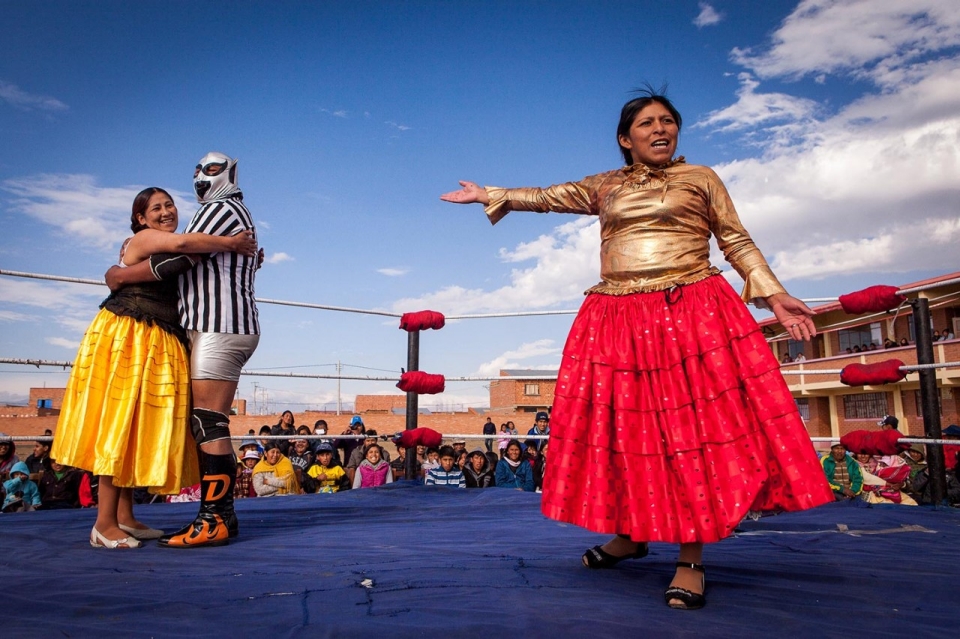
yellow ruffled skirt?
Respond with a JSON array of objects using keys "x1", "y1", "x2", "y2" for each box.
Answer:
[{"x1": 51, "y1": 308, "x2": 199, "y2": 494}]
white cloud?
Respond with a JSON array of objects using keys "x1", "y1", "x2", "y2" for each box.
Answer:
[
  {"x1": 385, "y1": 121, "x2": 411, "y2": 131},
  {"x1": 475, "y1": 339, "x2": 561, "y2": 377},
  {"x1": 0, "y1": 80, "x2": 68, "y2": 112},
  {"x1": 377, "y1": 267, "x2": 408, "y2": 277},
  {"x1": 264, "y1": 252, "x2": 294, "y2": 264},
  {"x1": 700, "y1": 8, "x2": 960, "y2": 283},
  {"x1": 0, "y1": 310, "x2": 37, "y2": 322},
  {"x1": 320, "y1": 108, "x2": 348, "y2": 118},
  {"x1": 731, "y1": 0, "x2": 960, "y2": 84},
  {"x1": 46, "y1": 336, "x2": 80, "y2": 349},
  {"x1": 0, "y1": 278, "x2": 103, "y2": 334},
  {"x1": 1, "y1": 174, "x2": 190, "y2": 252},
  {"x1": 696, "y1": 73, "x2": 818, "y2": 139},
  {"x1": 693, "y1": 2, "x2": 722, "y2": 28},
  {"x1": 390, "y1": 216, "x2": 599, "y2": 315}
]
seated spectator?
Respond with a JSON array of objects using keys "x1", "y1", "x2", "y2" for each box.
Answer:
[
  {"x1": 353, "y1": 443, "x2": 393, "y2": 489},
  {"x1": 898, "y1": 337, "x2": 909, "y2": 346},
  {"x1": 253, "y1": 443, "x2": 301, "y2": 497},
  {"x1": 238, "y1": 438, "x2": 261, "y2": 457},
  {"x1": 883, "y1": 338, "x2": 897, "y2": 349},
  {"x1": 794, "y1": 352, "x2": 806, "y2": 361},
  {"x1": 79, "y1": 471, "x2": 98, "y2": 508},
  {"x1": 390, "y1": 444, "x2": 418, "y2": 481},
  {"x1": 943, "y1": 327, "x2": 955, "y2": 340},
  {"x1": 867, "y1": 343, "x2": 878, "y2": 351},
  {"x1": 425, "y1": 446, "x2": 466, "y2": 488},
  {"x1": 456, "y1": 450, "x2": 468, "y2": 472},
  {"x1": 820, "y1": 443, "x2": 862, "y2": 500},
  {"x1": 306, "y1": 443, "x2": 350, "y2": 493},
  {"x1": 523, "y1": 439, "x2": 539, "y2": 467},
  {"x1": 451, "y1": 439, "x2": 467, "y2": 458},
  {"x1": 943, "y1": 424, "x2": 960, "y2": 471},
  {"x1": 464, "y1": 449, "x2": 496, "y2": 488},
  {"x1": 24, "y1": 440, "x2": 51, "y2": 477},
  {"x1": 852, "y1": 345, "x2": 861, "y2": 353},
  {"x1": 933, "y1": 330, "x2": 941, "y2": 341},
  {"x1": 421, "y1": 446, "x2": 440, "y2": 479},
  {"x1": 495, "y1": 439, "x2": 535, "y2": 492},
  {"x1": 37, "y1": 458, "x2": 83, "y2": 509},
  {"x1": 854, "y1": 452, "x2": 916, "y2": 505},
  {"x1": 338, "y1": 416, "x2": 366, "y2": 467},
  {"x1": 534, "y1": 441, "x2": 549, "y2": 493},
  {"x1": 288, "y1": 438, "x2": 315, "y2": 486},
  {"x1": 0, "y1": 434, "x2": 20, "y2": 482},
  {"x1": 235, "y1": 450, "x2": 260, "y2": 499},
  {"x1": 346, "y1": 430, "x2": 390, "y2": 484},
  {"x1": 780, "y1": 352, "x2": 791, "y2": 364},
  {"x1": 311, "y1": 420, "x2": 338, "y2": 463},
  {"x1": 167, "y1": 483, "x2": 201, "y2": 503},
  {"x1": 2, "y1": 461, "x2": 41, "y2": 512},
  {"x1": 257, "y1": 425, "x2": 273, "y2": 451}
]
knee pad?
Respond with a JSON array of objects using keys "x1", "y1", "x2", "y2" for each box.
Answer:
[{"x1": 191, "y1": 408, "x2": 231, "y2": 445}]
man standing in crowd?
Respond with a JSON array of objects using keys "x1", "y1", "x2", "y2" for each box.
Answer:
[
  {"x1": 527, "y1": 411, "x2": 550, "y2": 452},
  {"x1": 482, "y1": 417, "x2": 496, "y2": 453}
]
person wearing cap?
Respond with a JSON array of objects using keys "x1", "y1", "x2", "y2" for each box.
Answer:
[
  {"x1": 238, "y1": 439, "x2": 261, "y2": 457},
  {"x1": 526, "y1": 411, "x2": 550, "y2": 452},
  {"x1": 451, "y1": 439, "x2": 467, "y2": 457},
  {"x1": 306, "y1": 443, "x2": 350, "y2": 493},
  {"x1": 339, "y1": 416, "x2": 366, "y2": 467},
  {"x1": 235, "y1": 450, "x2": 261, "y2": 499},
  {"x1": 820, "y1": 443, "x2": 862, "y2": 500},
  {"x1": 346, "y1": 430, "x2": 390, "y2": 484},
  {"x1": 878, "y1": 415, "x2": 899, "y2": 431}
]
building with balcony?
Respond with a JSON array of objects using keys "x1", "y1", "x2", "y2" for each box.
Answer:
[
  {"x1": 762, "y1": 271, "x2": 960, "y2": 441},
  {"x1": 489, "y1": 369, "x2": 558, "y2": 414}
]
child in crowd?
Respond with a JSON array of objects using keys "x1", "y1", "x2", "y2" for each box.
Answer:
[
  {"x1": 235, "y1": 450, "x2": 260, "y2": 499},
  {"x1": 306, "y1": 443, "x2": 350, "y2": 493},
  {"x1": 425, "y1": 446, "x2": 466, "y2": 488},
  {"x1": 2, "y1": 461, "x2": 41, "y2": 512},
  {"x1": 38, "y1": 459, "x2": 83, "y2": 509},
  {"x1": 353, "y1": 444, "x2": 393, "y2": 489},
  {"x1": 421, "y1": 447, "x2": 441, "y2": 479}
]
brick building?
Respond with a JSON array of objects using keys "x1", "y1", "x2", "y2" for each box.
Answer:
[
  {"x1": 355, "y1": 394, "x2": 408, "y2": 414},
  {"x1": 489, "y1": 369, "x2": 558, "y2": 414},
  {"x1": 763, "y1": 271, "x2": 960, "y2": 443}
]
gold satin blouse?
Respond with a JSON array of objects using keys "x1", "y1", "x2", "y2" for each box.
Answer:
[{"x1": 483, "y1": 157, "x2": 786, "y2": 305}]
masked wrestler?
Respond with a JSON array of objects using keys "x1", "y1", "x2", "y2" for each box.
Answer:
[{"x1": 107, "y1": 152, "x2": 261, "y2": 547}]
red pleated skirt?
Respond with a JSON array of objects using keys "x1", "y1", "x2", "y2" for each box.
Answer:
[{"x1": 541, "y1": 276, "x2": 833, "y2": 544}]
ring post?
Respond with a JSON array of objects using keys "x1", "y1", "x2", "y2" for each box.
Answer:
[
  {"x1": 404, "y1": 329, "x2": 420, "y2": 479},
  {"x1": 911, "y1": 297, "x2": 947, "y2": 505}
]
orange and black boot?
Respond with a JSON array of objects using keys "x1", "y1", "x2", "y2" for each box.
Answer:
[{"x1": 157, "y1": 451, "x2": 238, "y2": 548}]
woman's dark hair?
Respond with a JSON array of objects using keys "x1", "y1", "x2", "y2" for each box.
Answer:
[
  {"x1": 130, "y1": 187, "x2": 173, "y2": 233},
  {"x1": 296, "y1": 425, "x2": 310, "y2": 435},
  {"x1": 276, "y1": 411, "x2": 294, "y2": 427},
  {"x1": 363, "y1": 443, "x2": 383, "y2": 457},
  {"x1": 263, "y1": 441, "x2": 281, "y2": 453},
  {"x1": 505, "y1": 438, "x2": 522, "y2": 453},
  {"x1": 259, "y1": 425, "x2": 272, "y2": 435},
  {"x1": 617, "y1": 85, "x2": 683, "y2": 165}
]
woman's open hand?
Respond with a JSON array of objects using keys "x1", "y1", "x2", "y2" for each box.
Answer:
[
  {"x1": 228, "y1": 230, "x2": 258, "y2": 257},
  {"x1": 440, "y1": 181, "x2": 489, "y2": 205},
  {"x1": 767, "y1": 293, "x2": 817, "y2": 341}
]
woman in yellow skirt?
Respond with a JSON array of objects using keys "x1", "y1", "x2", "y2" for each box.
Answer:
[{"x1": 52, "y1": 187, "x2": 257, "y2": 549}]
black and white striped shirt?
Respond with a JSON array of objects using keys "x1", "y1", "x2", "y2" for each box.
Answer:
[{"x1": 178, "y1": 195, "x2": 260, "y2": 334}]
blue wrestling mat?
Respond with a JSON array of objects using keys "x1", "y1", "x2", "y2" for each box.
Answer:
[{"x1": 2, "y1": 482, "x2": 957, "y2": 637}]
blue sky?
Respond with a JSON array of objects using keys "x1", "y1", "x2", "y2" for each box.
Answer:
[{"x1": 2, "y1": 1, "x2": 958, "y2": 413}]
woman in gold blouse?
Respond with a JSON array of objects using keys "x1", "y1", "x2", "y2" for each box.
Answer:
[{"x1": 441, "y1": 91, "x2": 833, "y2": 610}]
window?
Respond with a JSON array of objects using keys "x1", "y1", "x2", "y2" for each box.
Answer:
[
  {"x1": 795, "y1": 398, "x2": 810, "y2": 420},
  {"x1": 914, "y1": 390, "x2": 944, "y2": 419},
  {"x1": 36, "y1": 399, "x2": 52, "y2": 409},
  {"x1": 907, "y1": 315, "x2": 916, "y2": 343},
  {"x1": 838, "y1": 323, "x2": 882, "y2": 351},
  {"x1": 787, "y1": 339, "x2": 805, "y2": 360},
  {"x1": 524, "y1": 384, "x2": 540, "y2": 396},
  {"x1": 843, "y1": 392, "x2": 887, "y2": 419}
]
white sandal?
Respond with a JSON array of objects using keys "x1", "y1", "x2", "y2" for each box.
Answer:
[
  {"x1": 119, "y1": 523, "x2": 164, "y2": 540},
  {"x1": 90, "y1": 526, "x2": 142, "y2": 549}
]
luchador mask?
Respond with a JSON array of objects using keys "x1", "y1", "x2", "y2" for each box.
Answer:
[{"x1": 194, "y1": 151, "x2": 240, "y2": 203}]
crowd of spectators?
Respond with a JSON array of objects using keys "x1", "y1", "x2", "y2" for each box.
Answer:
[{"x1": 819, "y1": 421, "x2": 960, "y2": 507}]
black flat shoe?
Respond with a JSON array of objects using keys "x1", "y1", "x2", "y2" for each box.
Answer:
[
  {"x1": 582, "y1": 537, "x2": 649, "y2": 569},
  {"x1": 664, "y1": 561, "x2": 706, "y2": 610}
]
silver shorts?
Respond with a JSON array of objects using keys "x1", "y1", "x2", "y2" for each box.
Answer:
[{"x1": 188, "y1": 331, "x2": 260, "y2": 382}]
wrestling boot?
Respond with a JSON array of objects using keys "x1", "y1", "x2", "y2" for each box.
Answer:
[{"x1": 157, "y1": 450, "x2": 238, "y2": 548}]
